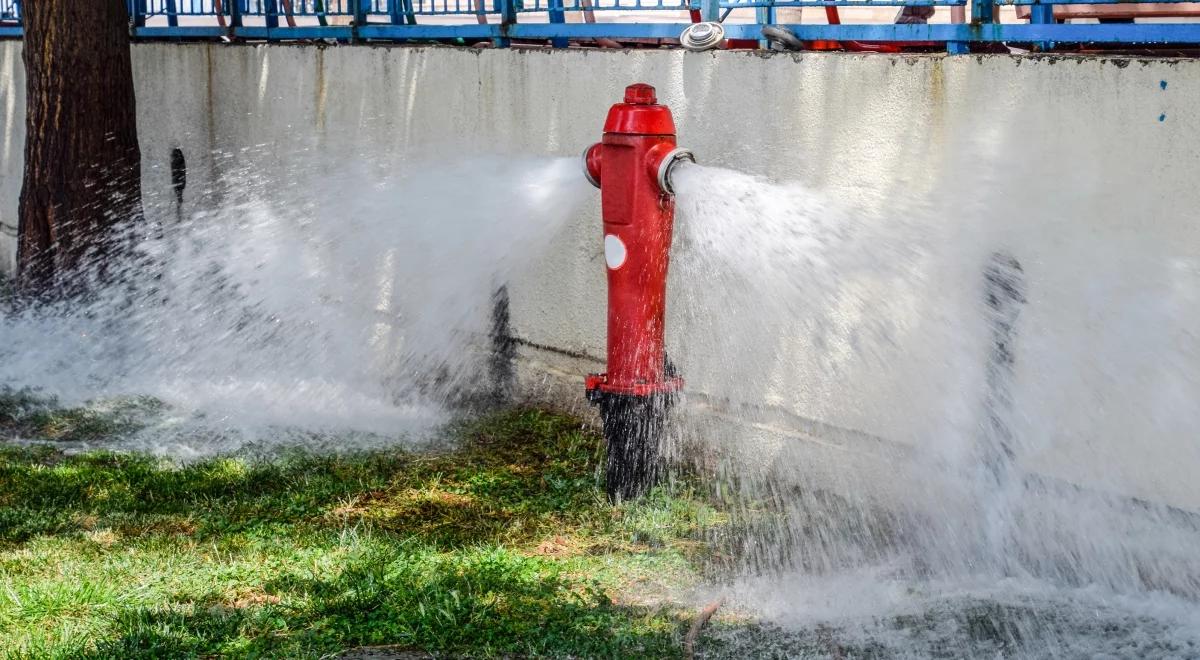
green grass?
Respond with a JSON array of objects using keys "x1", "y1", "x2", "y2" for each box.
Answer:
[
  {"x1": 0, "y1": 388, "x2": 159, "y2": 444},
  {"x1": 0, "y1": 404, "x2": 724, "y2": 659}
]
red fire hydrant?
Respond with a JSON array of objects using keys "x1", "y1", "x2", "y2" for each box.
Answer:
[{"x1": 582, "y1": 83, "x2": 694, "y2": 502}]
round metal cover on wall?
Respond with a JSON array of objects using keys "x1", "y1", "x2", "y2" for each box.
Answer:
[{"x1": 680, "y1": 22, "x2": 725, "y2": 52}]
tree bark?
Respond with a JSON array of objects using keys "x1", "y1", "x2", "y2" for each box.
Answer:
[{"x1": 17, "y1": 0, "x2": 142, "y2": 296}]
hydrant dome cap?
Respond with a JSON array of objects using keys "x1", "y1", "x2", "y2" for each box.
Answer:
[{"x1": 603, "y1": 84, "x2": 676, "y2": 135}]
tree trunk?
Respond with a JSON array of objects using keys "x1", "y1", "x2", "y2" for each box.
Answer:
[{"x1": 17, "y1": 0, "x2": 142, "y2": 296}]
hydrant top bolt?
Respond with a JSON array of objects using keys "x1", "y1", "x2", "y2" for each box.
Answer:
[{"x1": 624, "y1": 83, "x2": 658, "y2": 105}]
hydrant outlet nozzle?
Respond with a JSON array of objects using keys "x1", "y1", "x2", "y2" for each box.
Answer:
[
  {"x1": 656, "y1": 147, "x2": 695, "y2": 196},
  {"x1": 583, "y1": 143, "x2": 602, "y2": 189}
]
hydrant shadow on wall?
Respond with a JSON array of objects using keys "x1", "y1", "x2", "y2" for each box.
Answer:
[{"x1": 582, "y1": 83, "x2": 694, "y2": 502}]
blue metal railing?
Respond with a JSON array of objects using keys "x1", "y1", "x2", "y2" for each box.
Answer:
[
  {"x1": 518, "y1": 0, "x2": 693, "y2": 11},
  {"x1": 0, "y1": 0, "x2": 18, "y2": 21},
  {"x1": 135, "y1": 1, "x2": 358, "y2": 17},
  {"x1": 2, "y1": 0, "x2": 1200, "y2": 49}
]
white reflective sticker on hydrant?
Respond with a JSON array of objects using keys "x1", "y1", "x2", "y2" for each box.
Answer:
[{"x1": 604, "y1": 234, "x2": 627, "y2": 270}]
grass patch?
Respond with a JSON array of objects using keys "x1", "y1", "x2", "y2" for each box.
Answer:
[
  {"x1": 0, "y1": 406, "x2": 721, "y2": 658},
  {"x1": 0, "y1": 387, "x2": 157, "y2": 443}
]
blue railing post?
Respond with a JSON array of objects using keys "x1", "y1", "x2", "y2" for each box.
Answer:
[
  {"x1": 230, "y1": 0, "x2": 244, "y2": 27},
  {"x1": 265, "y1": 0, "x2": 279, "y2": 28},
  {"x1": 351, "y1": 0, "x2": 370, "y2": 41},
  {"x1": 131, "y1": 0, "x2": 147, "y2": 28},
  {"x1": 1029, "y1": 4, "x2": 1055, "y2": 50},
  {"x1": 388, "y1": 0, "x2": 404, "y2": 23},
  {"x1": 971, "y1": 0, "x2": 993, "y2": 24},
  {"x1": 498, "y1": 0, "x2": 515, "y2": 47},
  {"x1": 755, "y1": 4, "x2": 774, "y2": 49},
  {"x1": 548, "y1": 0, "x2": 567, "y2": 47},
  {"x1": 948, "y1": 2, "x2": 968, "y2": 54},
  {"x1": 166, "y1": 0, "x2": 179, "y2": 27},
  {"x1": 700, "y1": 0, "x2": 719, "y2": 22}
]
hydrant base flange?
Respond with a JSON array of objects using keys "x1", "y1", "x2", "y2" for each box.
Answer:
[{"x1": 585, "y1": 373, "x2": 684, "y2": 399}]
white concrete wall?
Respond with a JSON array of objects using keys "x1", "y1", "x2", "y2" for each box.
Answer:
[
  {"x1": 0, "y1": 42, "x2": 22, "y2": 275},
  {"x1": 2, "y1": 42, "x2": 1199, "y2": 512}
]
